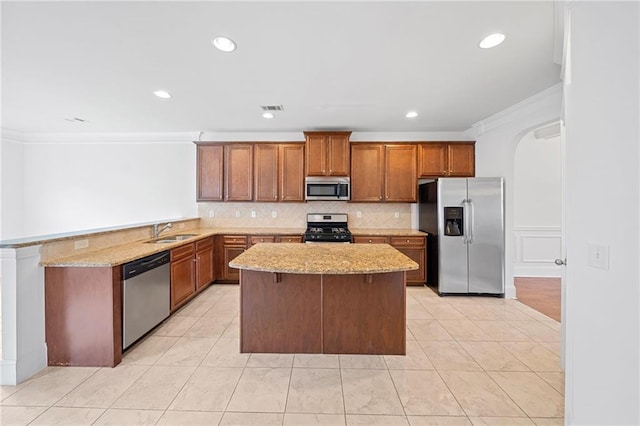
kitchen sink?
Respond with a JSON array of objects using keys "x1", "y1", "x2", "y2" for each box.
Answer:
[{"x1": 146, "y1": 234, "x2": 199, "y2": 244}]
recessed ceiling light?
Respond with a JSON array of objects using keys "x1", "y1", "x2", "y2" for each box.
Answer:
[
  {"x1": 154, "y1": 90, "x2": 172, "y2": 99},
  {"x1": 212, "y1": 36, "x2": 237, "y2": 53},
  {"x1": 262, "y1": 112, "x2": 274, "y2": 119},
  {"x1": 479, "y1": 33, "x2": 505, "y2": 49},
  {"x1": 405, "y1": 111, "x2": 418, "y2": 118}
]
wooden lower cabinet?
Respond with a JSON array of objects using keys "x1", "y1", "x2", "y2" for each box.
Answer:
[
  {"x1": 45, "y1": 266, "x2": 122, "y2": 367},
  {"x1": 353, "y1": 235, "x2": 426, "y2": 285},
  {"x1": 276, "y1": 234, "x2": 303, "y2": 243},
  {"x1": 195, "y1": 237, "x2": 215, "y2": 291},
  {"x1": 170, "y1": 244, "x2": 196, "y2": 311},
  {"x1": 218, "y1": 235, "x2": 248, "y2": 282},
  {"x1": 389, "y1": 236, "x2": 426, "y2": 285}
]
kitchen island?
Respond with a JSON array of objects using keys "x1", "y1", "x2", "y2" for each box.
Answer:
[{"x1": 229, "y1": 243, "x2": 418, "y2": 355}]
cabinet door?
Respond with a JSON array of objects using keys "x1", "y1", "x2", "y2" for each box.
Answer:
[
  {"x1": 279, "y1": 144, "x2": 305, "y2": 201},
  {"x1": 327, "y1": 134, "x2": 350, "y2": 176},
  {"x1": 396, "y1": 247, "x2": 426, "y2": 285},
  {"x1": 197, "y1": 145, "x2": 224, "y2": 201},
  {"x1": 171, "y1": 255, "x2": 195, "y2": 311},
  {"x1": 350, "y1": 144, "x2": 384, "y2": 202},
  {"x1": 254, "y1": 144, "x2": 279, "y2": 202},
  {"x1": 447, "y1": 143, "x2": 475, "y2": 177},
  {"x1": 305, "y1": 134, "x2": 327, "y2": 176},
  {"x1": 385, "y1": 145, "x2": 417, "y2": 202},
  {"x1": 195, "y1": 238, "x2": 214, "y2": 291},
  {"x1": 225, "y1": 145, "x2": 253, "y2": 201},
  {"x1": 417, "y1": 143, "x2": 448, "y2": 177},
  {"x1": 221, "y1": 246, "x2": 245, "y2": 282}
]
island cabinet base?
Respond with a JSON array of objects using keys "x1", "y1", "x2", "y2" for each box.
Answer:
[{"x1": 239, "y1": 270, "x2": 406, "y2": 355}]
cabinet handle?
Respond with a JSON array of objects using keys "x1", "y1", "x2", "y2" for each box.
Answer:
[{"x1": 368, "y1": 239, "x2": 372, "y2": 243}]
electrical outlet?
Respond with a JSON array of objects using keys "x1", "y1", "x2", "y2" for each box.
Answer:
[
  {"x1": 394, "y1": 212, "x2": 400, "y2": 219},
  {"x1": 588, "y1": 243, "x2": 609, "y2": 270},
  {"x1": 208, "y1": 210, "x2": 215, "y2": 218},
  {"x1": 251, "y1": 210, "x2": 257, "y2": 218},
  {"x1": 234, "y1": 210, "x2": 240, "y2": 218},
  {"x1": 74, "y1": 239, "x2": 89, "y2": 250},
  {"x1": 356, "y1": 211, "x2": 362, "y2": 218},
  {"x1": 271, "y1": 211, "x2": 277, "y2": 218}
]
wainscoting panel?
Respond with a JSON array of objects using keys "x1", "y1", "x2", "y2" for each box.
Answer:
[{"x1": 514, "y1": 226, "x2": 562, "y2": 277}]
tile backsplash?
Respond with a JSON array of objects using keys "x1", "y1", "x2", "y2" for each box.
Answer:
[{"x1": 198, "y1": 202, "x2": 413, "y2": 229}]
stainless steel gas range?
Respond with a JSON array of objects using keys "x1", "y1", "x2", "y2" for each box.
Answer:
[{"x1": 302, "y1": 213, "x2": 352, "y2": 243}]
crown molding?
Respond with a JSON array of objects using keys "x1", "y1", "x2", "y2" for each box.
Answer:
[
  {"x1": 470, "y1": 83, "x2": 563, "y2": 136},
  {"x1": 4, "y1": 131, "x2": 201, "y2": 145}
]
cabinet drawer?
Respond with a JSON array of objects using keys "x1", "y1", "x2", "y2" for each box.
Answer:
[
  {"x1": 353, "y1": 236, "x2": 389, "y2": 244},
  {"x1": 250, "y1": 235, "x2": 276, "y2": 245},
  {"x1": 389, "y1": 236, "x2": 426, "y2": 247},
  {"x1": 171, "y1": 243, "x2": 195, "y2": 261},
  {"x1": 196, "y1": 237, "x2": 213, "y2": 251},
  {"x1": 223, "y1": 235, "x2": 248, "y2": 245},
  {"x1": 276, "y1": 235, "x2": 303, "y2": 243}
]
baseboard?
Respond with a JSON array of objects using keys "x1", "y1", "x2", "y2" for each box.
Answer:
[{"x1": 0, "y1": 359, "x2": 17, "y2": 385}]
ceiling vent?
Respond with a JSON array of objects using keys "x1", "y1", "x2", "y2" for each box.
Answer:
[{"x1": 260, "y1": 105, "x2": 284, "y2": 111}]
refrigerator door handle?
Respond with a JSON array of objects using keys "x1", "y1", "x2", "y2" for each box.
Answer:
[
  {"x1": 467, "y1": 199, "x2": 474, "y2": 244},
  {"x1": 462, "y1": 199, "x2": 470, "y2": 244}
]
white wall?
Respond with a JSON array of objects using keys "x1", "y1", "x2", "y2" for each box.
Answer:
[
  {"x1": 513, "y1": 131, "x2": 562, "y2": 277},
  {"x1": 514, "y1": 133, "x2": 561, "y2": 227},
  {"x1": 14, "y1": 134, "x2": 197, "y2": 238},
  {"x1": 471, "y1": 84, "x2": 562, "y2": 297},
  {"x1": 564, "y1": 2, "x2": 639, "y2": 424},
  {"x1": 0, "y1": 133, "x2": 25, "y2": 240}
]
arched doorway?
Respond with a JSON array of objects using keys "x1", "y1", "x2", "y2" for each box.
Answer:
[{"x1": 513, "y1": 122, "x2": 562, "y2": 320}]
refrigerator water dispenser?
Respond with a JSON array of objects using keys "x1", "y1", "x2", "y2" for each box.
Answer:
[{"x1": 444, "y1": 207, "x2": 463, "y2": 236}]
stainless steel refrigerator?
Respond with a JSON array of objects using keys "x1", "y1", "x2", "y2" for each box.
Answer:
[{"x1": 418, "y1": 178, "x2": 504, "y2": 296}]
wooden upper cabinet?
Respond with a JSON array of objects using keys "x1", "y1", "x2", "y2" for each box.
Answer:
[
  {"x1": 447, "y1": 143, "x2": 475, "y2": 177},
  {"x1": 279, "y1": 143, "x2": 305, "y2": 201},
  {"x1": 418, "y1": 142, "x2": 475, "y2": 177},
  {"x1": 350, "y1": 144, "x2": 384, "y2": 202},
  {"x1": 225, "y1": 144, "x2": 253, "y2": 201},
  {"x1": 304, "y1": 132, "x2": 351, "y2": 176},
  {"x1": 254, "y1": 144, "x2": 279, "y2": 202},
  {"x1": 196, "y1": 145, "x2": 224, "y2": 201},
  {"x1": 385, "y1": 144, "x2": 417, "y2": 202},
  {"x1": 351, "y1": 143, "x2": 416, "y2": 203},
  {"x1": 417, "y1": 143, "x2": 448, "y2": 177}
]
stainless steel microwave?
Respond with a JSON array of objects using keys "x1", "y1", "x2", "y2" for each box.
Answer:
[{"x1": 305, "y1": 177, "x2": 350, "y2": 201}]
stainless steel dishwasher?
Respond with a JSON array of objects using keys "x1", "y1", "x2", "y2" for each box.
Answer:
[{"x1": 122, "y1": 251, "x2": 171, "y2": 350}]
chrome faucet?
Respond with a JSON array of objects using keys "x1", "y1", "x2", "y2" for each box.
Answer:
[{"x1": 153, "y1": 222, "x2": 173, "y2": 239}]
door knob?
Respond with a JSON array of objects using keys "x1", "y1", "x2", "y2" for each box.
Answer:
[{"x1": 554, "y1": 258, "x2": 567, "y2": 266}]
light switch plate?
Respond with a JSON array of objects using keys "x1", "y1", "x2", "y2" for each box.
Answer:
[
  {"x1": 356, "y1": 211, "x2": 362, "y2": 218},
  {"x1": 394, "y1": 212, "x2": 400, "y2": 219},
  {"x1": 588, "y1": 243, "x2": 609, "y2": 270},
  {"x1": 234, "y1": 210, "x2": 240, "y2": 218},
  {"x1": 251, "y1": 211, "x2": 256, "y2": 218},
  {"x1": 208, "y1": 210, "x2": 215, "y2": 218}
]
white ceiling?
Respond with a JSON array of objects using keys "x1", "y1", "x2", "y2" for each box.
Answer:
[{"x1": 1, "y1": 1, "x2": 561, "y2": 134}]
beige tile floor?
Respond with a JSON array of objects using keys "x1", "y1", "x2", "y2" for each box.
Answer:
[{"x1": 0, "y1": 285, "x2": 564, "y2": 426}]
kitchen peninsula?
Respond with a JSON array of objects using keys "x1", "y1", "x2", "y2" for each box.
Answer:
[{"x1": 229, "y1": 243, "x2": 418, "y2": 355}]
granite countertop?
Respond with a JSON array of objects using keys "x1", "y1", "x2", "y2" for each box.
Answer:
[
  {"x1": 229, "y1": 243, "x2": 418, "y2": 274},
  {"x1": 41, "y1": 227, "x2": 306, "y2": 267},
  {"x1": 350, "y1": 228, "x2": 426, "y2": 236},
  {"x1": 39, "y1": 226, "x2": 425, "y2": 268}
]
